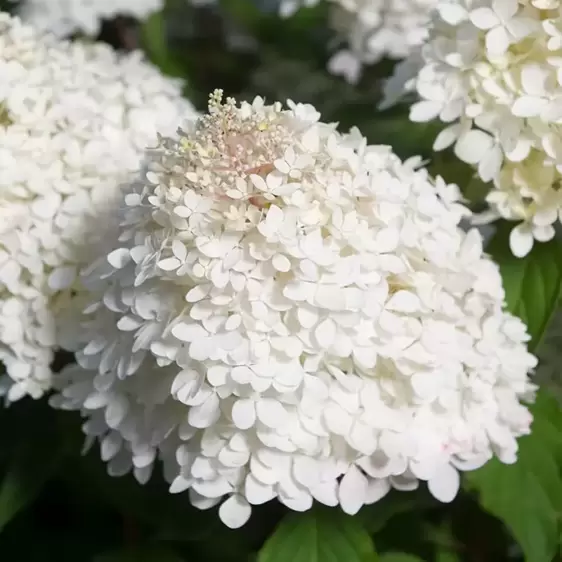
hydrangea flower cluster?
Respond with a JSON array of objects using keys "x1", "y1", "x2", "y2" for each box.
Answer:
[
  {"x1": 0, "y1": 13, "x2": 194, "y2": 401},
  {"x1": 279, "y1": 0, "x2": 438, "y2": 83},
  {"x1": 384, "y1": 0, "x2": 562, "y2": 257},
  {"x1": 15, "y1": 0, "x2": 163, "y2": 37},
  {"x1": 53, "y1": 89, "x2": 537, "y2": 528}
]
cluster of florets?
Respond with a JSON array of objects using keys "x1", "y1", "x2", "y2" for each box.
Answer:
[
  {"x1": 14, "y1": 0, "x2": 163, "y2": 37},
  {"x1": 0, "y1": 13, "x2": 195, "y2": 400},
  {"x1": 279, "y1": 0, "x2": 438, "y2": 83},
  {"x1": 52, "y1": 89, "x2": 537, "y2": 529},
  {"x1": 384, "y1": 0, "x2": 562, "y2": 257}
]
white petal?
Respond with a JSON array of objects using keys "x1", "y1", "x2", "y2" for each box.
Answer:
[
  {"x1": 533, "y1": 225, "x2": 555, "y2": 242},
  {"x1": 107, "y1": 248, "x2": 131, "y2": 269},
  {"x1": 219, "y1": 495, "x2": 252, "y2": 529},
  {"x1": 386, "y1": 291, "x2": 420, "y2": 313},
  {"x1": 185, "y1": 284, "x2": 211, "y2": 303},
  {"x1": 189, "y1": 490, "x2": 222, "y2": 510},
  {"x1": 454, "y1": 130, "x2": 493, "y2": 165},
  {"x1": 101, "y1": 433, "x2": 122, "y2": 461},
  {"x1": 272, "y1": 254, "x2": 291, "y2": 272},
  {"x1": 315, "y1": 318, "x2": 336, "y2": 348},
  {"x1": 433, "y1": 125, "x2": 461, "y2": 151},
  {"x1": 172, "y1": 240, "x2": 187, "y2": 261},
  {"x1": 478, "y1": 145, "x2": 503, "y2": 182},
  {"x1": 297, "y1": 306, "x2": 319, "y2": 329},
  {"x1": 511, "y1": 96, "x2": 548, "y2": 118},
  {"x1": 245, "y1": 474, "x2": 277, "y2": 505},
  {"x1": 192, "y1": 478, "x2": 233, "y2": 499},
  {"x1": 256, "y1": 399, "x2": 288, "y2": 429},
  {"x1": 232, "y1": 399, "x2": 256, "y2": 429},
  {"x1": 469, "y1": 7, "x2": 499, "y2": 29},
  {"x1": 48, "y1": 266, "x2": 77, "y2": 290},
  {"x1": 410, "y1": 101, "x2": 442, "y2": 122},
  {"x1": 427, "y1": 464, "x2": 460, "y2": 503},
  {"x1": 509, "y1": 224, "x2": 534, "y2": 257},
  {"x1": 188, "y1": 393, "x2": 220, "y2": 428},
  {"x1": 279, "y1": 487, "x2": 313, "y2": 512},
  {"x1": 172, "y1": 322, "x2": 208, "y2": 342},
  {"x1": 338, "y1": 465, "x2": 368, "y2": 515},
  {"x1": 158, "y1": 257, "x2": 181, "y2": 271},
  {"x1": 486, "y1": 26, "x2": 510, "y2": 56},
  {"x1": 364, "y1": 478, "x2": 391, "y2": 505},
  {"x1": 438, "y1": 3, "x2": 467, "y2": 25}
]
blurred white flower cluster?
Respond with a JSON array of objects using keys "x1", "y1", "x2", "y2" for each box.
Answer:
[
  {"x1": 384, "y1": 0, "x2": 562, "y2": 257},
  {"x1": 280, "y1": 0, "x2": 438, "y2": 83},
  {"x1": 14, "y1": 0, "x2": 163, "y2": 37},
  {"x1": 53, "y1": 90, "x2": 536, "y2": 529},
  {"x1": 0, "y1": 13, "x2": 195, "y2": 401}
]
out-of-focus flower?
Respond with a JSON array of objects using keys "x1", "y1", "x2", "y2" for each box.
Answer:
[
  {"x1": 53, "y1": 90, "x2": 536, "y2": 528},
  {"x1": 0, "y1": 13, "x2": 195, "y2": 401},
  {"x1": 15, "y1": 0, "x2": 163, "y2": 37},
  {"x1": 383, "y1": 0, "x2": 562, "y2": 257},
  {"x1": 280, "y1": 0, "x2": 438, "y2": 83}
]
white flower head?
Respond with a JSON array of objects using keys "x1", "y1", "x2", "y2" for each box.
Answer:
[
  {"x1": 15, "y1": 0, "x2": 164, "y2": 37},
  {"x1": 280, "y1": 0, "x2": 439, "y2": 82},
  {"x1": 384, "y1": 0, "x2": 562, "y2": 257},
  {"x1": 0, "y1": 13, "x2": 195, "y2": 401},
  {"x1": 53, "y1": 90, "x2": 536, "y2": 529}
]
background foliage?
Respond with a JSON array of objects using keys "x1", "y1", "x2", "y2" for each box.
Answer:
[{"x1": 0, "y1": 0, "x2": 561, "y2": 560}]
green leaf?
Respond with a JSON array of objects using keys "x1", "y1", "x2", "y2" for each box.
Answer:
[
  {"x1": 469, "y1": 213, "x2": 562, "y2": 562},
  {"x1": 378, "y1": 554, "x2": 424, "y2": 562},
  {"x1": 141, "y1": 10, "x2": 185, "y2": 78},
  {"x1": 0, "y1": 447, "x2": 62, "y2": 532},
  {"x1": 360, "y1": 490, "x2": 435, "y2": 534},
  {"x1": 424, "y1": 521, "x2": 462, "y2": 562},
  {"x1": 258, "y1": 508, "x2": 378, "y2": 562},
  {"x1": 486, "y1": 223, "x2": 562, "y2": 350},
  {"x1": 435, "y1": 551, "x2": 460, "y2": 562},
  {"x1": 465, "y1": 391, "x2": 562, "y2": 562},
  {"x1": 0, "y1": 403, "x2": 67, "y2": 532},
  {"x1": 360, "y1": 116, "x2": 443, "y2": 160}
]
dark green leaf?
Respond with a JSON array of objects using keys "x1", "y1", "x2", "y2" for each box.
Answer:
[
  {"x1": 435, "y1": 551, "x2": 460, "y2": 562},
  {"x1": 360, "y1": 116, "x2": 444, "y2": 160},
  {"x1": 465, "y1": 392, "x2": 562, "y2": 562},
  {"x1": 424, "y1": 522, "x2": 462, "y2": 562},
  {"x1": 0, "y1": 404, "x2": 67, "y2": 531},
  {"x1": 486, "y1": 223, "x2": 562, "y2": 350},
  {"x1": 429, "y1": 156, "x2": 488, "y2": 207},
  {"x1": 258, "y1": 508, "x2": 378, "y2": 562},
  {"x1": 141, "y1": 10, "x2": 185, "y2": 78},
  {"x1": 379, "y1": 554, "x2": 424, "y2": 562},
  {"x1": 361, "y1": 490, "x2": 435, "y2": 534}
]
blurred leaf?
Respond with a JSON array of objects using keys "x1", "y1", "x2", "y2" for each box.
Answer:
[
  {"x1": 435, "y1": 551, "x2": 460, "y2": 562},
  {"x1": 95, "y1": 546, "x2": 184, "y2": 562},
  {"x1": 379, "y1": 554, "x2": 424, "y2": 562},
  {"x1": 76, "y1": 454, "x2": 222, "y2": 543},
  {"x1": 141, "y1": 10, "x2": 185, "y2": 78},
  {"x1": 360, "y1": 116, "x2": 444, "y2": 160},
  {"x1": 463, "y1": 221, "x2": 562, "y2": 562},
  {"x1": 71, "y1": 449, "x2": 282, "y2": 556},
  {"x1": 465, "y1": 391, "x2": 562, "y2": 562},
  {"x1": 221, "y1": 0, "x2": 263, "y2": 27},
  {"x1": 486, "y1": 222, "x2": 562, "y2": 350},
  {"x1": 361, "y1": 490, "x2": 435, "y2": 534},
  {"x1": 429, "y1": 155, "x2": 488, "y2": 208},
  {"x1": 424, "y1": 522, "x2": 462, "y2": 562},
  {"x1": 0, "y1": 453, "x2": 56, "y2": 532},
  {"x1": 258, "y1": 507, "x2": 378, "y2": 562},
  {"x1": 0, "y1": 403, "x2": 67, "y2": 531}
]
